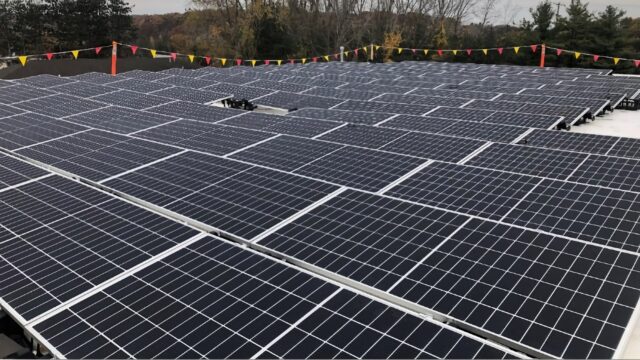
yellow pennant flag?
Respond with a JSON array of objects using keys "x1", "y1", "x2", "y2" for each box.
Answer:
[
  {"x1": 71, "y1": 50, "x2": 79, "y2": 59},
  {"x1": 362, "y1": 47, "x2": 367, "y2": 52},
  {"x1": 514, "y1": 47, "x2": 520, "y2": 54},
  {"x1": 614, "y1": 57, "x2": 620, "y2": 65},
  {"x1": 323, "y1": 55, "x2": 329, "y2": 62},
  {"x1": 18, "y1": 56, "x2": 28, "y2": 66},
  {"x1": 423, "y1": 49, "x2": 429, "y2": 56},
  {"x1": 375, "y1": 46, "x2": 380, "y2": 51},
  {"x1": 575, "y1": 52, "x2": 581, "y2": 59},
  {"x1": 344, "y1": 51, "x2": 350, "y2": 57},
  {"x1": 452, "y1": 50, "x2": 458, "y2": 56},
  {"x1": 220, "y1": 58, "x2": 227, "y2": 66},
  {"x1": 188, "y1": 55, "x2": 195, "y2": 63},
  {"x1": 482, "y1": 49, "x2": 488, "y2": 56},
  {"x1": 250, "y1": 60, "x2": 257, "y2": 67},
  {"x1": 301, "y1": 58, "x2": 307, "y2": 64},
  {"x1": 150, "y1": 49, "x2": 157, "y2": 58},
  {"x1": 277, "y1": 59, "x2": 282, "y2": 66},
  {"x1": 397, "y1": 48, "x2": 403, "y2": 54}
]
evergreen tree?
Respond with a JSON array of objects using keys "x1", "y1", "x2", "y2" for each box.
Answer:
[{"x1": 530, "y1": 1, "x2": 554, "y2": 41}]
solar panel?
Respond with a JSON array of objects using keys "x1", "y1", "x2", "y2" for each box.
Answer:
[
  {"x1": 203, "y1": 83, "x2": 274, "y2": 100},
  {"x1": 568, "y1": 155, "x2": 640, "y2": 193},
  {"x1": 0, "y1": 155, "x2": 50, "y2": 188},
  {"x1": 220, "y1": 112, "x2": 343, "y2": 138},
  {"x1": 109, "y1": 78, "x2": 174, "y2": 93},
  {"x1": 249, "y1": 79, "x2": 314, "y2": 93},
  {"x1": 482, "y1": 112, "x2": 563, "y2": 129},
  {"x1": 289, "y1": 108, "x2": 394, "y2": 125},
  {"x1": 389, "y1": 218, "x2": 640, "y2": 358},
  {"x1": 257, "y1": 189, "x2": 469, "y2": 290},
  {"x1": 50, "y1": 82, "x2": 119, "y2": 97},
  {"x1": 608, "y1": 138, "x2": 640, "y2": 160},
  {"x1": 304, "y1": 87, "x2": 382, "y2": 101},
  {"x1": 385, "y1": 162, "x2": 541, "y2": 219},
  {"x1": 428, "y1": 107, "x2": 494, "y2": 122},
  {"x1": 91, "y1": 90, "x2": 173, "y2": 110},
  {"x1": 378, "y1": 115, "x2": 455, "y2": 133},
  {"x1": 230, "y1": 136, "x2": 343, "y2": 171},
  {"x1": 464, "y1": 100, "x2": 522, "y2": 112},
  {"x1": 0, "y1": 175, "x2": 200, "y2": 321},
  {"x1": 254, "y1": 92, "x2": 344, "y2": 110},
  {"x1": 317, "y1": 124, "x2": 409, "y2": 148},
  {"x1": 372, "y1": 93, "x2": 469, "y2": 107},
  {"x1": 146, "y1": 101, "x2": 243, "y2": 122},
  {"x1": 0, "y1": 104, "x2": 26, "y2": 118},
  {"x1": 465, "y1": 143, "x2": 589, "y2": 180},
  {"x1": 16, "y1": 130, "x2": 182, "y2": 181},
  {"x1": 0, "y1": 113, "x2": 89, "y2": 150},
  {"x1": 154, "y1": 75, "x2": 218, "y2": 89},
  {"x1": 12, "y1": 94, "x2": 108, "y2": 118},
  {"x1": 14, "y1": 74, "x2": 77, "y2": 88},
  {"x1": 294, "y1": 146, "x2": 425, "y2": 192},
  {"x1": 381, "y1": 132, "x2": 487, "y2": 162},
  {"x1": 502, "y1": 179, "x2": 640, "y2": 252},
  {"x1": 30, "y1": 238, "x2": 508, "y2": 359},
  {"x1": 118, "y1": 70, "x2": 173, "y2": 82},
  {"x1": 64, "y1": 106, "x2": 179, "y2": 134},
  {"x1": 0, "y1": 85, "x2": 55, "y2": 104},
  {"x1": 150, "y1": 86, "x2": 230, "y2": 104},
  {"x1": 517, "y1": 103, "x2": 588, "y2": 124},
  {"x1": 437, "y1": 121, "x2": 529, "y2": 143},
  {"x1": 134, "y1": 120, "x2": 276, "y2": 156},
  {"x1": 69, "y1": 72, "x2": 123, "y2": 84},
  {"x1": 334, "y1": 100, "x2": 436, "y2": 115},
  {"x1": 525, "y1": 129, "x2": 620, "y2": 155}
]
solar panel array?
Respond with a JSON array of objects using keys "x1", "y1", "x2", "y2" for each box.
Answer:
[{"x1": 1, "y1": 60, "x2": 640, "y2": 360}]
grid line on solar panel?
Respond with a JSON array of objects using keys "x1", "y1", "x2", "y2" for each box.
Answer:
[
  {"x1": 381, "y1": 132, "x2": 487, "y2": 162},
  {"x1": 64, "y1": 106, "x2": 180, "y2": 134},
  {"x1": 0, "y1": 155, "x2": 51, "y2": 190},
  {"x1": 288, "y1": 108, "x2": 394, "y2": 125},
  {"x1": 153, "y1": 75, "x2": 218, "y2": 89},
  {"x1": 49, "y1": 82, "x2": 119, "y2": 98},
  {"x1": 12, "y1": 94, "x2": 108, "y2": 118},
  {"x1": 0, "y1": 175, "x2": 200, "y2": 320},
  {"x1": 16, "y1": 130, "x2": 182, "y2": 181},
  {"x1": 219, "y1": 112, "x2": 344, "y2": 138},
  {"x1": 385, "y1": 162, "x2": 543, "y2": 220},
  {"x1": 145, "y1": 101, "x2": 243, "y2": 122},
  {"x1": 317, "y1": 124, "x2": 409, "y2": 149},
  {"x1": 377, "y1": 115, "x2": 455, "y2": 133},
  {"x1": 91, "y1": 90, "x2": 174, "y2": 110},
  {"x1": 389, "y1": 218, "x2": 640, "y2": 359},
  {"x1": 29, "y1": 237, "x2": 509, "y2": 359},
  {"x1": 525, "y1": 129, "x2": 621, "y2": 155},
  {"x1": 203, "y1": 83, "x2": 275, "y2": 100},
  {"x1": 608, "y1": 138, "x2": 640, "y2": 160},
  {"x1": 567, "y1": 155, "x2": 640, "y2": 193},
  {"x1": 0, "y1": 85, "x2": 55, "y2": 104},
  {"x1": 115, "y1": 72, "x2": 173, "y2": 83},
  {"x1": 0, "y1": 104, "x2": 27, "y2": 118},
  {"x1": 14, "y1": 74, "x2": 77, "y2": 88},
  {"x1": 0, "y1": 113, "x2": 90, "y2": 150},
  {"x1": 465, "y1": 143, "x2": 590, "y2": 180}
]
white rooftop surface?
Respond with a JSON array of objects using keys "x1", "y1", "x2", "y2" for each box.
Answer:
[{"x1": 572, "y1": 110, "x2": 640, "y2": 139}]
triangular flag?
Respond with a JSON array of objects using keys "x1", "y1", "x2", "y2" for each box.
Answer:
[
  {"x1": 170, "y1": 52, "x2": 177, "y2": 61},
  {"x1": 95, "y1": 47, "x2": 102, "y2": 55},
  {"x1": 188, "y1": 55, "x2": 195, "y2": 63},
  {"x1": 205, "y1": 56, "x2": 211, "y2": 65},
  {"x1": 614, "y1": 57, "x2": 620, "y2": 65},
  {"x1": 531, "y1": 44, "x2": 538, "y2": 53},
  {"x1": 18, "y1": 56, "x2": 28, "y2": 66},
  {"x1": 264, "y1": 60, "x2": 270, "y2": 65},
  {"x1": 71, "y1": 50, "x2": 79, "y2": 59},
  {"x1": 397, "y1": 48, "x2": 402, "y2": 54},
  {"x1": 290, "y1": 59, "x2": 295, "y2": 64},
  {"x1": 482, "y1": 49, "x2": 488, "y2": 56},
  {"x1": 235, "y1": 59, "x2": 242, "y2": 66},
  {"x1": 250, "y1": 60, "x2": 256, "y2": 67},
  {"x1": 220, "y1": 58, "x2": 227, "y2": 66},
  {"x1": 452, "y1": 50, "x2": 458, "y2": 56},
  {"x1": 575, "y1": 52, "x2": 581, "y2": 59},
  {"x1": 277, "y1": 60, "x2": 282, "y2": 66},
  {"x1": 424, "y1": 49, "x2": 429, "y2": 56},
  {"x1": 437, "y1": 49, "x2": 443, "y2": 56},
  {"x1": 333, "y1": 54, "x2": 339, "y2": 59},
  {"x1": 301, "y1": 58, "x2": 307, "y2": 64},
  {"x1": 466, "y1": 49, "x2": 472, "y2": 56},
  {"x1": 411, "y1": 49, "x2": 416, "y2": 54},
  {"x1": 362, "y1": 47, "x2": 367, "y2": 52},
  {"x1": 312, "y1": 57, "x2": 318, "y2": 62},
  {"x1": 556, "y1": 48, "x2": 563, "y2": 56},
  {"x1": 514, "y1": 47, "x2": 520, "y2": 54},
  {"x1": 150, "y1": 49, "x2": 157, "y2": 58},
  {"x1": 45, "y1": 53, "x2": 53, "y2": 60},
  {"x1": 375, "y1": 46, "x2": 380, "y2": 51},
  {"x1": 635, "y1": 60, "x2": 640, "y2": 68},
  {"x1": 323, "y1": 55, "x2": 329, "y2": 61},
  {"x1": 354, "y1": 49, "x2": 358, "y2": 56},
  {"x1": 131, "y1": 45, "x2": 138, "y2": 54},
  {"x1": 593, "y1": 55, "x2": 600, "y2": 62},
  {"x1": 497, "y1": 48, "x2": 504, "y2": 55},
  {"x1": 344, "y1": 51, "x2": 350, "y2": 57}
]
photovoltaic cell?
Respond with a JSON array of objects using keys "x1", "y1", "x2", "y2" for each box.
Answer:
[
  {"x1": 381, "y1": 132, "x2": 487, "y2": 162},
  {"x1": 0, "y1": 113, "x2": 89, "y2": 150},
  {"x1": 525, "y1": 129, "x2": 620, "y2": 155},
  {"x1": 437, "y1": 122, "x2": 529, "y2": 143},
  {"x1": 91, "y1": 90, "x2": 173, "y2": 110},
  {"x1": 109, "y1": 78, "x2": 174, "y2": 93},
  {"x1": 0, "y1": 155, "x2": 50, "y2": 188},
  {"x1": 318, "y1": 124, "x2": 409, "y2": 149},
  {"x1": 12, "y1": 94, "x2": 107, "y2": 118},
  {"x1": 390, "y1": 218, "x2": 640, "y2": 359},
  {"x1": 204, "y1": 83, "x2": 274, "y2": 100},
  {"x1": 482, "y1": 112, "x2": 562, "y2": 129},
  {"x1": 379, "y1": 115, "x2": 454, "y2": 133},
  {"x1": 466, "y1": 143, "x2": 589, "y2": 180},
  {"x1": 386, "y1": 162, "x2": 541, "y2": 220},
  {"x1": 15, "y1": 74, "x2": 76, "y2": 88},
  {"x1": 64, "y1": 106, "x2": 179, "y2": 134},
  {"x1": 0, "y1": 104, "x2": 27, "y2": 118},
  {"x1": 50, "y1": 82, "x2": 118, "y2": 98},
  {"x1": 289, "y1": 108, "x2": 394, "y2": 125},
  {"x1": 295, "y1": 147, "x2": 425, "y2": 192},
  {"x1": 608, "y1": 138, "x2": 640, "y2": 160},
  {"x1": 427, "y1": 107, "x2": 493, "y2": 122},
  {"x1": 568, "y1": 155, "x2": 640, "y2": 193},
  {"x1": 150, "y1": 87, "x2": 230, "y2": 104}
]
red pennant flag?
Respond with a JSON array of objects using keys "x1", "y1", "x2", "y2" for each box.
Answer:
[
  {"x1": 312, "y1": 57, "x2": 318, "y2": 62},
  {"x1": 593, "y1": 55, "x2": 600, "y2": 62},
  {"x1": 334, "y1": 54, "x2": 339, "y2": 59},
  {"x1": 170, "y1": 52, "x2": 177, "y2": 61},
  {"x1": 556, "y1": 49, "x2": 563, "y2": 56},
  {"x1": 235, "y1": 59, "x2": 241, "y2": 66},
  {"x1": 497, "y1": 48, "x2": 504, "y2": 55},
  {"x1": 204, "y1": 56, "x2": 211, "y2": 65},
  {"x1": 95, "y1": 47, "x2": 102, "y2": 55},
  {"x1": 635, "y1": 60, "x2": 640, "y2": 68},
  {"x1": 45, "y1": 53, "x2": 53, "y2": 60},
  {"x1": 437, "y1": 50, "x2": 443, "y2": 56},
  {"x1": 290, "y1": 59, "x2": 295, "y2": 64},
  {"x1": 531, "y1": 44, "x2": 538, "y2": 53},
  {"x1": 130, "y1": 45, "x2": 138, "y2": 55},
  {"x1": 466, "y1": 49, "x2": 472, "y2": 56},
  {"x1": 354, "y1": 49, "x2": 359, "y2": 57},
  {"x1": 263, "y1": 59, "x2": 269, "y2": 65},
  {"x1": 411, "y1": 49, "x2": 416, "y2": 54}
]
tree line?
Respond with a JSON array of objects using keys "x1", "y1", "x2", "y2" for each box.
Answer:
[{"x1": 2, "y1": 0, "x2": 639, "y2": 71}]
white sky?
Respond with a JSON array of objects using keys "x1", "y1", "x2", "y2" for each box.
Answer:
[{"x1": 129, "y1": 0, "x2": 640, "y2": 22}]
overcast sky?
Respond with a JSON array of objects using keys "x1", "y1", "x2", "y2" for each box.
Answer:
[{"x1": 129, "y1": 0, "x2": 640, "y2": 22}]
